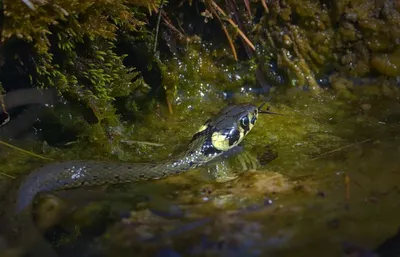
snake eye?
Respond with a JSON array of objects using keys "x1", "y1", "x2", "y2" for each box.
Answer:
[{"x1": 240, "y1": 116, "x2": 249, "y2": 128}]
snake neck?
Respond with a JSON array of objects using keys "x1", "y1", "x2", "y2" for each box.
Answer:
[
  {"x1": 160, "y1": 150, "x2": 208, "y2": 174},
  {"x1": 154, "y1": 134, "x2": 222, "y2": 176}
]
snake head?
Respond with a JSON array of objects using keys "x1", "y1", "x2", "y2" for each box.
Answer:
[{"x1": 190, "y1": 104, "x2": 260, "y2": 158}]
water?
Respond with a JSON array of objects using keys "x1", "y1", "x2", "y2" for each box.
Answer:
[{"x1": 1, "y1": 85, "x2": 400, "y2": 256}]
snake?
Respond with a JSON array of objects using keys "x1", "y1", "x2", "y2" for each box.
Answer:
[{"x1": 15, "y1": 102, "x2": 273, "y2": 212}]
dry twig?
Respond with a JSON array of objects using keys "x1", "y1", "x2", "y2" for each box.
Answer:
[
  {"x1": 208, "y1": 0, "x2": 256, "y2": 51},
  {"x1": 209, "y1": 6, "x2": 238, "y2": 60}
]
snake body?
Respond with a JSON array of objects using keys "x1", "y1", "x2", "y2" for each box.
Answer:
[{"x1": 16, "y1": 103, "x2": 260, "y2": 212}]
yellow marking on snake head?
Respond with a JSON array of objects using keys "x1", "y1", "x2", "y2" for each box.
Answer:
[{"x1": 211, "y1": 131, "x2": 231, "y2": 151}]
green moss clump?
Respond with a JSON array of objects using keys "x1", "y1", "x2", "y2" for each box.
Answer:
[
  {"x1": 3, "y1": 0, "x2": 157, "y2": 53},
  {"x1": 371, "y1": 47, "x2": 400, "y2": 76},
  {"x1": 2, "y1": 0, "x2": 161, "y2": 155}
]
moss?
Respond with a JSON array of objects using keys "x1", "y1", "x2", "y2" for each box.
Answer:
[
  {"x1": 1, "y1": 0, "x2": 161, "y2": 154},
  {"x1": 366, "y1": 36, "x2": 393, "y2": 52},
  {"x1": 160, "y1": 42, "x2": 253, "y2": 113},
  {"x1": 371, "y1": 47, "x2": 400, "y2": 76},
  {"x1": 3, "y1": 0, "x2": 157, "y2": 53},
  {"x1": 338, "y1": 22, "x2": 357, "y2": 42},
  {"x1": 255, "y1": 0, "x2": 400, "y2": 89}
]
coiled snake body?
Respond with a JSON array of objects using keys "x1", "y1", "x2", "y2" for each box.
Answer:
[{"x1": 16, "y1": 103, "x2": 262, "y2": 212}]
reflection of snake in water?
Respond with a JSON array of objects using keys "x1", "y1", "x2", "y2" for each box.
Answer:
[{"x1": 16, "y1": 102, "x2": 276, "y2": 212}]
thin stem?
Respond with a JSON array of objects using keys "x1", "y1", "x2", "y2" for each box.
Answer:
[
  {"x1": 153, "y1": 0, "x2": 165, "y2": 55},
  {"x1": 0, "y1": 140, "x2": 53, "y2": 160}
]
